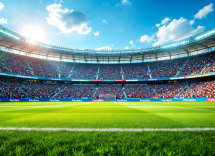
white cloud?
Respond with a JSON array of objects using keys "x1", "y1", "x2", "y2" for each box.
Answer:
[
  {"x1": 0, "y1": 2, "x2": 4, "y2": 11},
  {"x1": 60, "y1": 0, "x2": 63, "y2": 3},
  {"x1": 155, "y1": 17, "x2": 171, "y2": 28},
  {"x1": 103, "y1": 3, "x2": 109, "y2": 6},
  {"x1": 189, "y1": 20, "x2": 195, "y2": 25},
  {"x1": 112, "y1": 44, "x2": 114, "y2": 46},
  {"x1": 140, "y1": 35, "x2": 155, "y2": 43},
  {"x1": 121, "y1": 0, "x2": 131, "y2": 5},
  {"x1": 125, "y1": 46, "x2": 129, "y2": 50},
  {"x1": 94, "y1": 31, "x2": 99, "y2": 36},
  {"x1": 95, "y1": 46, "x2": 112, "y2": 51},
  {"x1": 129, "y1": 40, "x2": 134, "y2": 45},
  {"x1": 153, "y1": 17, "x2": 205, "y2": 46},
  {"x1": 116, "y1": 0, "x2": 131, "y2": 6},
  {"x1": 194, "y1": 3, "x2": 213, "y2": 19},
  {"x1": 155, "y1": 23, "x2": 160, "y2": 28},
  {"x1": 161, "y1": 17, "x2": 171, "y2": 25},
  {"x1": 46, "y1": 3, "x2": 91, "y2": 34},
  {"x1": 103, "y1": 20, "x2": 107, "y2": 23},
  {"x1": 0, "y1": 18, "x2": 7, "y2": 24}
]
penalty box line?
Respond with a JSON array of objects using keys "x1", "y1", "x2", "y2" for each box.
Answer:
[{"x1": 0, "y1": 127, "x2": 215, "y2": 132}]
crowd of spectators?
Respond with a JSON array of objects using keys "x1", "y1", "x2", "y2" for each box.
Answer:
[
  {"x1": 149, "y1": 59, "x2": 185, "y2": 78},
  {"x1": 58, "y1": 85, "x2": 96, "y2": 98},
  {"x1": 71, "y1": 64, "x2": 98, "y2": 79},
  {"x1": 177, "y1": 81, "x2": 215, "y2": 98},
  {"x1": 98, "y1": 65, "x2": 122, "y2": 80},
  {"x1": 122, "y1": 64, "x2": 149, "y2": 79},
  {"x1": 202, "y1": 62, "x2": 215, "y2": 74},
  {"x1": 178, "y1": 52, "x2": 215, "y2": 76},
  {"x1": 0, "y1": 80, "x2": 66, "y2": 98},
  {"x1": 0, "y1": 53, "x2": 32, "y2": 76},
  {"x1": 1, "y1": 51, "x2": 215, "y2": 79},
  {"x1": 0, "y1": 79, "x2": 215, "y2": 99},
  {"x1": 0, "y1": 80, "x2": 96, "y2": 99},
  {"x1": 125, "y1": 83, "x2": 188, "y2": 98}
]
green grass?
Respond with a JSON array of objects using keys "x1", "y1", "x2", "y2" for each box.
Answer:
[{"x1": 0, "y1": 101, "x2": 215, "y2": 155}]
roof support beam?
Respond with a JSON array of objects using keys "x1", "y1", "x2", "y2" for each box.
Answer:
[
  {"x1": 28, "y1": 47, "x2": 38, "y2": 54},
  {"x1": 96, "y1": 56, "x2": 98, "y2": 62},
  {"x1": 72, "y1": 54, "x2": 74, "y2": 62},
  {"x1": 46, "y1": 52, "x2": 49, "y2": 59},
  {"x1": 168, "y1": 52, "x2": 171, "y2": 59},
  {"x1": 9, "y1": 43, "x2": 20, "y2": 48},
  {"x1": 130, "y1": 56, "x2": 133, "y2": 63},
  {"x1": 183, "y1": 49, "x2": 190, "y2": 56},
  {"x1": 119, "y1": 57, "x2": 121, "y2": 62},
  {"x1": 142, "y1": 55, "x2": 144, "y2": 62},
  {"x1": 5, "y1": 47, "x2": 13, "y2": 53},
  {"x1": 18, "y1": 46, "x2": 27, "y2": 52},
  {"x1": 155, "y1": 53, "x2": 158, "y2": 60},
  {"x1": 60, "y1": 54, "x2": 63, "y2": 61},
  {"x1": 191, "y1": 46, "x2": 198, "y2": 51},
  {"x1": 84, "y1": 55, "x2": 87, "y2": 62}
]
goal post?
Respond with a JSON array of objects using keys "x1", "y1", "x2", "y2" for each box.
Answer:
[{"x1": 99, "y1": 94, "x2": 116, "y2": 101}]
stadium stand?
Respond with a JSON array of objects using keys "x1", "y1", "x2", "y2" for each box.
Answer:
[
  {"x1": 0, "y1": 79, "x2": 214, "y2": 99},
  {"x1": 122, "y1": 64, "x2": 149, "y2": 79},
  {"x1": 1, "y1": 51, "x2": 215, "y2": 80},
  {"x1": 98, "y1": 65, "x2": 122, "y2": 80},
  {"x1": 0, "y1": 80, "x2": 96, "y2": 99},
  {"x1": 71, "y1": 64, "x2": 98, "y2": 79},
  {"x1": 178, "y1": 52, "x2": 215, "y2": 76},
  {"x1": 125, "y1": 83, "x2": 189, "y2": 98},
  {"x1": 57, "y1": 85, "x2": 96, "y2": 98},
  {"x1": 149, "y1": 59, "x2": 186, "y2": 78}
]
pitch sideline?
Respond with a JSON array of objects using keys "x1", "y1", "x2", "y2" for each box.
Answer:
[{"x1": 0, "y1": 127, "x2": 215, "y2": 132}]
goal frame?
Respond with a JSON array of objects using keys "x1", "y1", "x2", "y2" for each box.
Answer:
[{"x1": 99, "y1": 94, "x2": 116, "y2": 101}]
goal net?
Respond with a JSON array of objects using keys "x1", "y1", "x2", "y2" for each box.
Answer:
[{"x1": 99, "y1": 94, "x2": 116, "y2": 101}]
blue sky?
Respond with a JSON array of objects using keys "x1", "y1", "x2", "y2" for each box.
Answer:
[{"x1": 0, "y1": 0, "x2": 214, "y2": 50}]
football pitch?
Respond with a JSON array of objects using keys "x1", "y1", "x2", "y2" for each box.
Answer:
[{"x1": 0, "y1": 101, "x2": 215, "y2": 155}]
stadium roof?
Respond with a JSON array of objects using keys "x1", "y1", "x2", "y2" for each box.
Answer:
[{"x1": 0, "y1": 25, "x2": 215, "y2": 63}]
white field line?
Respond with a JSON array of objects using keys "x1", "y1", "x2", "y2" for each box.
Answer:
[{"x1": 0, "y1": 127, "x2": 215, "y2": 132}]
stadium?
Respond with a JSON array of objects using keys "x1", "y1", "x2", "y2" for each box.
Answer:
[{"x1": 0, "y1": 0, "x2": 215, "y2": 155}]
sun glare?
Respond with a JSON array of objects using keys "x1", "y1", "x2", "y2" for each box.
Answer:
[{"x1": 21, "y1": 25, "x2": 46, "y2": 42}]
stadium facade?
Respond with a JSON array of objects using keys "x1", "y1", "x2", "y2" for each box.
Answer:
[{"x1": 0, "y1": 25, "x2": 215, "y2": 100}]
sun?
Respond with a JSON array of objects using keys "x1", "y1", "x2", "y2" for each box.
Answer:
[{"x1": 21, "y1": 25, "x2": 46, "y2": 42}]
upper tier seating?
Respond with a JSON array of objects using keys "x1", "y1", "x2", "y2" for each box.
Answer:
[
  {"x1": 149, "y1": 59, "x2": 185, "y2": 78},
  {"x1": 1, "y1": 51, "x2": 215, "y2": 79},
  {"x1": 98, "y1": 65, "x2": 122, "y2": 80},
  {"x1": 178, "y1": 52, "x2": 215, "y2": 76},
  {"x1": 122, "y1": 64, "x2": 148, "y2": 79}
]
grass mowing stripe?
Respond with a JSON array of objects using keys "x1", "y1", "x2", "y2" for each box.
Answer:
[
  {"x1": 120, "y1": 102, "x2": 215, "y2": 113},
  {"x1": 0, "y1": 127, "x2": 215, "y2": 131},
  {"x1": 0, "y1": 102, "x2": 91, "y2": 112},
  {"x1": 168, "y1": 105, "x2": 215, "y2": 113}
]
